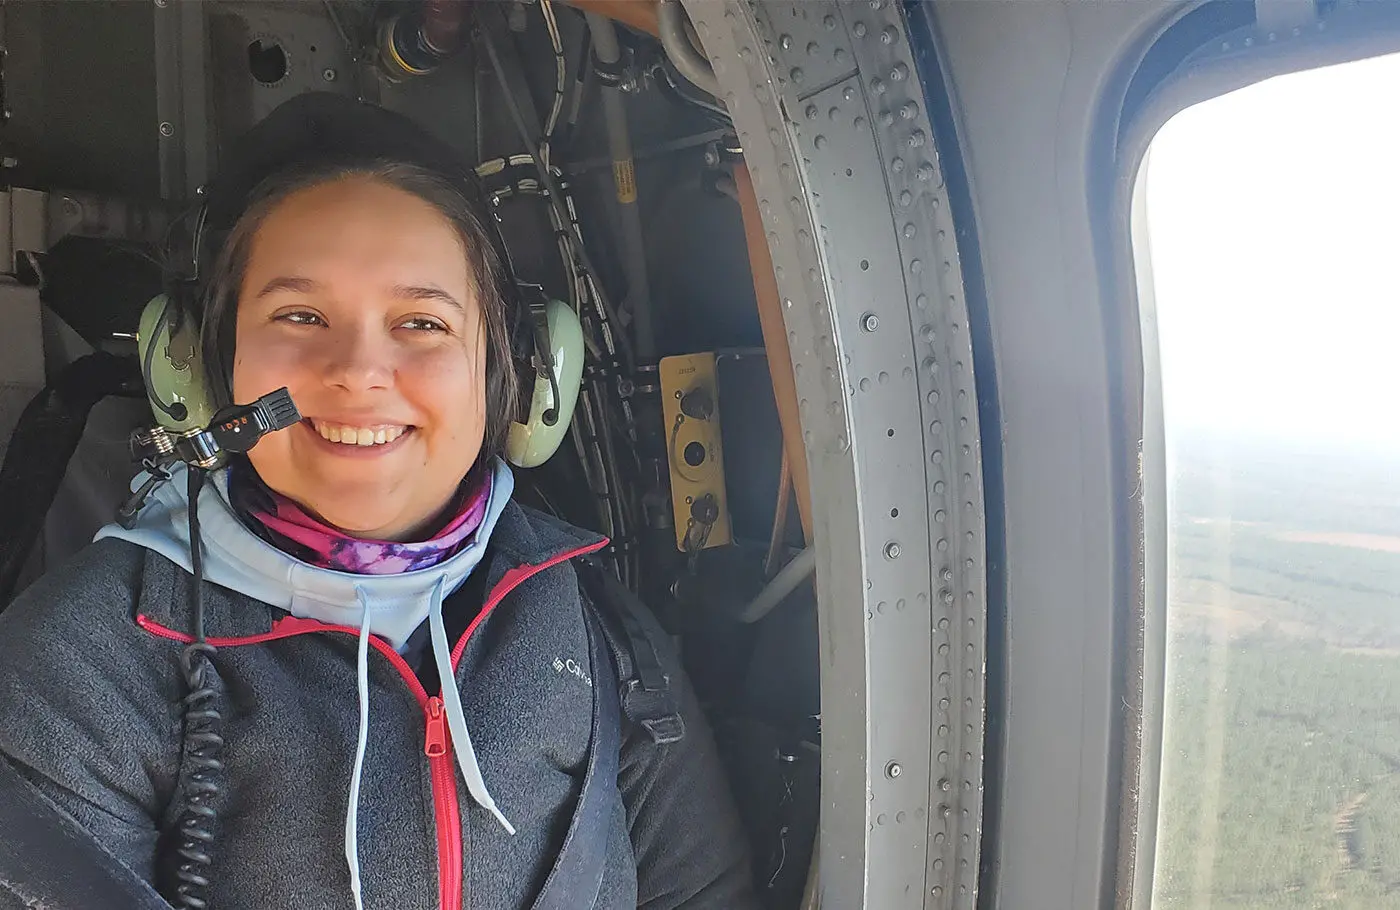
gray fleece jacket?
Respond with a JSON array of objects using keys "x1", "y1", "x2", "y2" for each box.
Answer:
[{"x1": 0, "y1": 498, "x2": 759, "y2": 909}]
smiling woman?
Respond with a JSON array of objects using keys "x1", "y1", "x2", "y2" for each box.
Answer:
[
  {"x1": 201, "y1": 163, "x2": 512, "y2": 540},
  {"x1": 0, "y1": 93, "x2": 759, "y2": 910}
]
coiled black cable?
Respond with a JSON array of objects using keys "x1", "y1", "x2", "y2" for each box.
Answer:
[{"x1": 171, "y1": 466, "x2": 225, "y2": 910}]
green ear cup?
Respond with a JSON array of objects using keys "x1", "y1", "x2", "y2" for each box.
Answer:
[
  {"x1": 506, "y1": 299, "x2": 584, "y2": 469},
  {"x1": 138, "y1": 294, "x2": 215, "y2": 433}
]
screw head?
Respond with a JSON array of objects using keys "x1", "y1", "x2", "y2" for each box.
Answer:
[
  {"x1": 886, "y1": 761, "x2": 902, "y2": 779},
  {"x1": 862, "y1": 312, "x2": 879, "y2": 333},
  {"x1": 159, "y1": 121, "x2": 175, "y2": 137},
  {"x1": 885, "y1": 541, "x2": 902, "y2": 559},
  {"x1": 322, "y1": 67, "x2": 338, "y2": 82}
]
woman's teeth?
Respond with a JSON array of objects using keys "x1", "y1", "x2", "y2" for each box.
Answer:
[{"x1": 312, "y1": 422, "x2": 407, "y2": 446}]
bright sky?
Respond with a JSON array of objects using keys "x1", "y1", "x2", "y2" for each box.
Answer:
[{"x1": 1145, "y1": 52, "x2": 1400, "y2": 452}]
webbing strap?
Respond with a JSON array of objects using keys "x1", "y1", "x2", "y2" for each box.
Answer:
[
  {"x1": 575, "y1": 558, "x2": 685, "y2": 745},
  {"x1": 0, "y1": 758, "x2": 170, "y2": 910}
]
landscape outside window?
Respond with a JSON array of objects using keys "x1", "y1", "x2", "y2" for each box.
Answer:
[{"x1": 1144, "y1": 53, "x2": 1400, "y2": 909}]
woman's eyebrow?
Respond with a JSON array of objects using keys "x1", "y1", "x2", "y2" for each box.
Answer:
[
  {"x1": 254, "y1": 277, "x2": 463, "y2": 313},
  {"x1": 255, "y1": 275, "x2": 320, "y2": 298},
  {"x1": 391, "y1": 283, "x2": 464, "y2": 312}
]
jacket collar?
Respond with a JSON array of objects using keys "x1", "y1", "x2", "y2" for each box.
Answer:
[{"x1": 131, "y1": 494, "x2": 605, "y2": 641}]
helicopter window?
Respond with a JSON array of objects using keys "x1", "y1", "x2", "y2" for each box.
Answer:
[{"x1": 1142, "y1": 53, "x2": 1400, "y2": 909}]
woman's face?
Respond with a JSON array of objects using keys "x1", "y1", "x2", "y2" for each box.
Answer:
[{"x1": 232, "y1": 176, "x2": 487, "y2": 541}]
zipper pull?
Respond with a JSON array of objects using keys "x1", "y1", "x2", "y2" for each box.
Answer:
[{"x1": 425, "y1": 696, "x2": 449, "y2": 757}]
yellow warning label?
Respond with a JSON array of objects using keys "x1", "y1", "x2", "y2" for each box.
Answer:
[{"x1": 613, "y1": 159, "x2": 638, "y2": 205}]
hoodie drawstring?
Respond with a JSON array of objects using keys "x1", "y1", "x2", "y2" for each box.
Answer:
[
  {"x1": 427, "y1": 576, "x2": 516, "y2": 835},
  {"x1": 343, "y1": 580, "x2": 514, "y2": 906},
  {"x1": 346, "y1": 586, "x2": 373, "y2": 910}
]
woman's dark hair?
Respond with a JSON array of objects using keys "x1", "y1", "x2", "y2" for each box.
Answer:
[{"x1": 198, "y1": 159, "x2": 521, "y2": 463}]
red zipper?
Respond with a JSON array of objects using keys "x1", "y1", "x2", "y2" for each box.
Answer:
[
  {"x1": 424, "y1": 697, "x2": 461, "y2": 909},
  {"x1": 135, "y1": 538, "x2": 607, "y2": 910}
]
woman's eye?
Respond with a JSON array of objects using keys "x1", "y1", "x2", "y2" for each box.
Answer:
[
  {"x1": 276, "y1": 310, "x2": 325, "y2": 327},
  {"x1": 400, "y1": 317, "x2": 449, "y2": 333}
]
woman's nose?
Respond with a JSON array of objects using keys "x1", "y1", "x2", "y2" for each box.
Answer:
[{"x1": 321, "y1": 327, "x2": 394, "y2": 392}]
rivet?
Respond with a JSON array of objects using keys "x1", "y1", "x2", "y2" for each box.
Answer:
[
  {"x1": 885, "y1": 542, "x2": 902, "y2": 559},
  {"x1": 921, "y1": 325, "x2": 935, "y2": 342},
  {"x1": 829, "y1": 107, "x2": 840, "y2": 120},
  {"x1": 835, "y1": 47, "x2": 847, "y2": 63},
  {"x1": 941, "y1": 567, "x2": 954, "y2": 582},
  {"x1": 900, "y1": 190, "x2": 913, "y2": 207},
  {"x1": 891, "y1": 63, "x2": 909, "y2": 81},
  {"x1": 806, "y1": 104, "x2": 819, "y2": 120},
  {"x1": 900, "y1": 101, "x2": 919, "y2": 120},
  {"x1": 824, "y1": 15, "x2": 837, "y2": 29},
  {"x1": 854, "y1": 116, "x2": 867, "y2": 130},
  {"x1": 891, "y1": 156, "x2": 905, "y2": 173},
  {"x1": 942, "y1": 589, "x2": 955, "y2": 605},
  {"x1": 918, "y1": 162, "x2": 937, "y2": 181},
  {"x1": 159, "y1": 121, "x2": 175, "y2": 137},
  {"x1": 903, "y1": 223, "x2": 917, "y2": 239},
  {"x1": 862, "y1": 312, "x2": 879, "y2": 333},
  {"x1": 915, "y1": 293, "x2": 928, "y2": 308},
  {"x1": 322, "y1": 67, "x2": 338, "y2": 82},
  {"x1": 807, "y1": 42, "x2": 820, "y2": 56},
  {"x1": 871, "y1": 77, "x2": 886, "y2": 95},
  {"x1": 854, "y1": 21, "x2": 868, "y2": 38},
  {"x1": 879, "y1": 109, "x2": 895, "y2": 127},
  {"x1": 780, "y1": 34, "x2": 794, "y2": 50},
  {"x1": 791, "y1": 67, "x2": 805, "y2": 82},
  {"x1": 885, "y1": 761, "x2": 902, "y2": 778},
  {"x1": 882, "y1": 26, "x2": 897, "y2": 44},
  {"x1": 814, "y1": 135, "x2": 828, "y2": 150},
  {"x1": 844, "y1": 86, "x2": 856, "y2": 101},
  {"x1": 909, "y1": 129, "x2": 927, "y2": 148}
]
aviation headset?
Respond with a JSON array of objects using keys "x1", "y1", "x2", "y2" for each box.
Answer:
[{"x1": 137, "y1": 92, "x2": 583, "y2": 471}]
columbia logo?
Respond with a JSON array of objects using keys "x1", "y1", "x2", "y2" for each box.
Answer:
[{"x1": 551, "y1": 656, "x2": 592, "y2": 688}]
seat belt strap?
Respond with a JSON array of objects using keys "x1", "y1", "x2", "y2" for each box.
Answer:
[
  {"x1": 0, "y1": 757, "x2": 171, "y2": 910},
  {"x1": 575, "y1": 557, "x2": 686, "y2": 745}
]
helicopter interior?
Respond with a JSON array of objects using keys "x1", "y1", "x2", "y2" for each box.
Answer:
[{"x1": 4, "y1": 1, "x2": 1400, "y2": 908}]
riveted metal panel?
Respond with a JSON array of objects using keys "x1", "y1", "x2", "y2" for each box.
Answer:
[
  {"x1": 207, "y1": 2, "x2": 357, "y2": 158},
  {"x1": 683, "y1": 2, "x2": 986, "y2": 907}
]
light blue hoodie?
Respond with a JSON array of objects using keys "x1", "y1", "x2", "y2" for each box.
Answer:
[{"x1": 96, "y1": 459, "x2": 517, "y2": 910}]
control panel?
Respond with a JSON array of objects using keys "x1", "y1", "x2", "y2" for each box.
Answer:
[{"x1": 659, "y1": 352, "x2": 733, "y2": 552}]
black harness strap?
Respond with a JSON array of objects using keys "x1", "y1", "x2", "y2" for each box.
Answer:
[
  {"x1": 0, "y1": 758, "x2": 170, "y2": 910},
  {"x1": 530, "y1": 602, "x2": 620, "y2": 910},
  {"x1": 575, "y1": 558, "x2": 685, "y2": 745}
]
